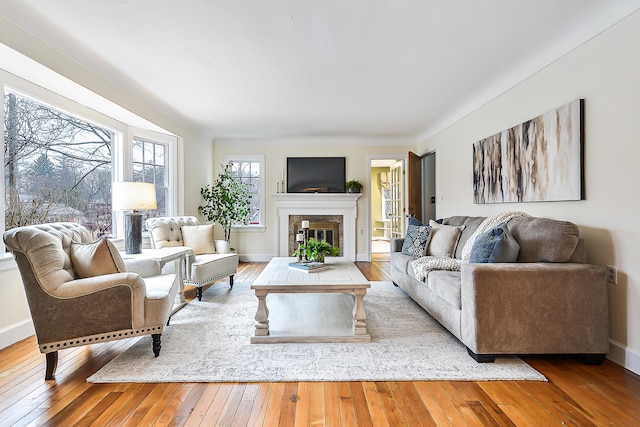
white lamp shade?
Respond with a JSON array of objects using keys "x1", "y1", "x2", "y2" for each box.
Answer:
[{"x1": 112, "y1": 182, "x2": 157, "y2": 211}]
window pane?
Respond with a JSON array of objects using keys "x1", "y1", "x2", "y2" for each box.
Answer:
[
  {"x1": 133, "y1": 140, "x2": 143, "y2": 163},
  {"x1": 4, "y1": 92, "x2": 113, "y2": 238}
]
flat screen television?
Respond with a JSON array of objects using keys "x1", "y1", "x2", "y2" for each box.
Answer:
[{"x1": 287, "y1": 157, "x2": 346, "y2": 193}]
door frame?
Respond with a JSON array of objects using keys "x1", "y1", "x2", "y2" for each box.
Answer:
[{"x1": 365, "y1": 153, "x2": 407, "y2": 262}]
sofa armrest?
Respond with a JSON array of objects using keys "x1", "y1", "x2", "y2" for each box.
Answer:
[
  {"x1": 390, "y1": 238, "x2": 404, "y2": 253},
  {"x1": 460, "y1": 262, "x2": 609, "y2": 355}
]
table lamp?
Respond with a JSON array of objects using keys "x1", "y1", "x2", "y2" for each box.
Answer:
[{"x1": 112, "y1": 181, "x2": 157, "y2": 254}]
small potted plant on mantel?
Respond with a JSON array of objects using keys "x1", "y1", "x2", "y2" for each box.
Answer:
[{"x1": 346, "y1": 180, "x2": 363, "y2": 193}]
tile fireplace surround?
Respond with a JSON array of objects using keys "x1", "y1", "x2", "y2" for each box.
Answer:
[{"x1": 272, "y1": 193, "x2": 361, "y2": 261}]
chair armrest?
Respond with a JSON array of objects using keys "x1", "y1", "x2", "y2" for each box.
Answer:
[
  {"x1": 53, "y1": 272, "x2": 148, "y2": 329},
  {"x1": 460, "y1": 262, "x2": 609, "y2": 354},
  {"x1": 53, "y1": 272, "x2": 146, "y2": 299}
]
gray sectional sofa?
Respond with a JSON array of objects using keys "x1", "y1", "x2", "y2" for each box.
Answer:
[{"x1": 390, "y1": 215, "x2": 610, "y2": 363}]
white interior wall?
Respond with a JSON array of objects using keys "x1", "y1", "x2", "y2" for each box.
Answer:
[
  {"x1": 212, "y1": 137, "x2": 414, "y2": 261},
  {"x1": 418, "y1": 10, "x2": 640, "y2": 374}
]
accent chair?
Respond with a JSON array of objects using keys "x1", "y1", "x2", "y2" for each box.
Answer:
[{"x1": 3, "y1": 223, "x2": 179, "y2": 380}]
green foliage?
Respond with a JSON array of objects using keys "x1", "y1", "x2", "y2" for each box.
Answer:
[
  {"x1": 292, "y1": 237, "x2": 341, "y2": 262},
  {"x1": 346, "y1": 180, "x2": 363, "y2": 190},
  {"x1": 199, "y1": 162, "x2": 252, "y2": 242}
]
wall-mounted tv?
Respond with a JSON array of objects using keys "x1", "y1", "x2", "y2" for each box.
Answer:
[{"x1": 287, "y1": 157, "x2": 346, "y2": 193}]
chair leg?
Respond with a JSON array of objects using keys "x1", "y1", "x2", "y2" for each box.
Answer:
[
  {"x1": 230, "y1": 274, "x2": 234, "y2": 289},
  {"x1": 197, "y1": 287, "x2": 203, "y2": 301},
  {"x1": 152, "y1": 334, "x2": 162, "y2": 357},
  {"x1": 45, "y1": 351, "x2": 58, "y2": 380}
]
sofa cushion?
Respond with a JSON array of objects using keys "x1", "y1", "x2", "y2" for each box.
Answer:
[
  {"x1": 182, "y1": 224, "x2": 216, "y2": 255},
  {"x1": 401, "y1": 224, "x2": 432, "y2": 257},
  {"x1": 70, "y1": 237, "x2": 126, "y2": 279},
  {"x1": 507, "y1": 216, "x2": 580, "y2": 262},
  {"x1": 469, "y1": 223, "x2": 520, "y2": 263},
  {"x1": 426, "y1": 220, "x2": 464, "y2": 258}
]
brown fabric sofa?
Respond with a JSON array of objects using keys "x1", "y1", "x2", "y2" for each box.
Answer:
[{"x1": 390, "y1": 215, "x2": 609, "y2": 363}]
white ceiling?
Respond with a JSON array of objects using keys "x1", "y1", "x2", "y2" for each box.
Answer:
[{"x1": 2, "y1": 1, "x2": 639, "y2": 141}]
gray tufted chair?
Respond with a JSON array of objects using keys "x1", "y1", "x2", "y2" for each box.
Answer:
[{"x1": 3, "y1": 223, "x2": 179, "y2": 380}]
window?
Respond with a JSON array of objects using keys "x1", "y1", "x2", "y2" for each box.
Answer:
[
  {"x1": 2, "y1": 84, "x2": 177, "y2": 250},
  {"x1": 4, "y1": 90, "x2": 114, "y2": 238},
  {"x1": 225, "y1": 154, "x2": 265, "y2": 228},
  {"x1": 133, "y1": 137, "x2": 168, "y2": 222}
]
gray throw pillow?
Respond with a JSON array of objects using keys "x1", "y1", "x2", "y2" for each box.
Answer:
[
  {"x1": 401, "y1": 225, "x2": 432, "y2": 257},
  {"x1": 469, "y1": 222, "x2": 520, "y2": 263}
]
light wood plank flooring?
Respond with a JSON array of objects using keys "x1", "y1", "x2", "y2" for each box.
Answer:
[{"x1": 1, "y1": 254, "x2": 639, "y2": 426}]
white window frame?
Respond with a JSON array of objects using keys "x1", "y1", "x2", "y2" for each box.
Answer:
[
  {"x1": 1, "y1": 71, "x2": 178, "y2": 265},
  {"x1": 223, "y1": 154, "x2": 265, "y2": 231}
]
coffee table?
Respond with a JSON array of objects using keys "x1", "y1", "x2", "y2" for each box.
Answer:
[{"x1": 250, "y1": 257, "x2": 371, "y2": 343}]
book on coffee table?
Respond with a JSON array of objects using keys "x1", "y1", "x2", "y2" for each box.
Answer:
[{"x1": 288, "y1": 261, "x2": 327, "y2": 272}]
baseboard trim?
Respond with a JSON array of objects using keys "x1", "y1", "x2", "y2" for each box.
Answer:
[
  {"x1": 608, "y1": 339, "x2": 640, "y2": 376},
  {"x1": 238, "y1": 254, "x2": 276, "y2": 262},
  {"x1": 0, "y1": 318, "x2": 35, "y2": 350}
]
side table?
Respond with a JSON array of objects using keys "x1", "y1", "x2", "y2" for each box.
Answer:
[{"x1": 121, "y1": 247, "x2": 190, "y2": 314}]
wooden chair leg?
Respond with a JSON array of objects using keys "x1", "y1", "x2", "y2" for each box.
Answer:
[
  {"x1": 230, "y1": 274, "x2": 234, "y2": 289},
  {"x1": 152, "y1": 334, "x2": 162, "y2": 357},
  {"x1": 197, "y1": 287, "x2": 203, "y2": 301},
  {"x1": 45, "y1": 351, "x2": 58, "y2": 380}
]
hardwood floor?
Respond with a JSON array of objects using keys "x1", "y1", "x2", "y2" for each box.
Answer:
[{"x1": 1, "y1": 257, "x2": 639, "y2": 426}]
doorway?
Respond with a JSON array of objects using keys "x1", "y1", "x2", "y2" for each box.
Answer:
[{"x1": 369, "y1": 156, "x2": 405, "y2": 257}]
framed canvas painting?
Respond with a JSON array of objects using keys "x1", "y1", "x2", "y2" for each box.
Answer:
[{"x1": 473, "y1": 99, "x2": 584, "y2": 204}]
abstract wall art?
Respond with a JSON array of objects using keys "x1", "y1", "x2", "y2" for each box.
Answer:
[{"x1": 473, "y1": 99, "x2": 584, "y2": 204}]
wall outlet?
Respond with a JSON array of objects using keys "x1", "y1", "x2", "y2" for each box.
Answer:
[{"x1": 606, "y1": 265, "x2": 618, "y2": 284}]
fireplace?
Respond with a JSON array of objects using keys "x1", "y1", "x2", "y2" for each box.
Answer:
[
  {"x1": 272, "y1": 193, "x2": 361, "y2": 261},
  {"x1": 288, "y1": 215, "x2": 343, "y2": 256}
]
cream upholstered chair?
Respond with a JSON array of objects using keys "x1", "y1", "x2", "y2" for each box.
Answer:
[
  {"x1": 3, "y1": 223, "x2": 178, "y2": 380},
  {"x1": 146, "y1": 216, "x2": 239, "y2": 301}
]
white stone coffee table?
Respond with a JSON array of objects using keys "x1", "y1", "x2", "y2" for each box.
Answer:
[{"x1": 250, "y1": 257, "x2": 371, "y2": 343}]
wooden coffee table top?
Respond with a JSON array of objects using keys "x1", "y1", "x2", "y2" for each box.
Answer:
[{"x1": 252, "y1": 257, "x2": 370, "y2": 292}]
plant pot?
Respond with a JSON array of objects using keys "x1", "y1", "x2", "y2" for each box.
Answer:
[
  {"x1": 216, "y1": 240, "x2": 230, "y2": 254},
  {"x1": 347, "y1": 188, "x2": 361, "y2": 193}
]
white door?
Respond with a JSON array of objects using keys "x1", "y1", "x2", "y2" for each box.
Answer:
[{"x1": 390, "y1": 160, "x2": 406, "y2": 239}]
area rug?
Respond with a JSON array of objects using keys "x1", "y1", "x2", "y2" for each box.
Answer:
[{"x1": 87, "y1": 281, "x2": 546, "y2": 383}]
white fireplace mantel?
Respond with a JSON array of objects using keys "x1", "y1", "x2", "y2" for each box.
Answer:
[{"x1": 272, "y1": 193, "x2": 361, "y2": 261}]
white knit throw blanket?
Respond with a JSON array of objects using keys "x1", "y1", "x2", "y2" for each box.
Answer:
[
  {"x1": 459, "y1": 211, "x2": 529, "y2": 261},
  {"x1": 410, "y1": 211, "x2": 529, "y2": 281}
]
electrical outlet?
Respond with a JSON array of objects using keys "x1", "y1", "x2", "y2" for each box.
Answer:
[{"x1": 606, "y1": 265, "x2": 618, "y2": 284}]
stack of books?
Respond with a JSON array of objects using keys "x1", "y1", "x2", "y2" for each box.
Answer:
[{"x1": 288, "y1": 261, "x2": 327, "y2": 272}]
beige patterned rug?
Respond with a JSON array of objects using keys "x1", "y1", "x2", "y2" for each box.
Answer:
[{"x1": 87, "y1": 281, "x2": 546, "y2": 383}]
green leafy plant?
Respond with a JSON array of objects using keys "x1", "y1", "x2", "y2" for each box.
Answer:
[
  {"x1": 198, "y1": 162, "x2": 251, "y2": 243},
  {"x1": 346, "y1": 180, "x2": 363, "y2": 192},
  {"x1": 292, "y1": 237, "x2": 341, "y2": 262}
]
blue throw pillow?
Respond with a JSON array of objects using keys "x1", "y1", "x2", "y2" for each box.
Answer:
[
  {"x1": 408, "y1": 215, "x2": 423, "y2": 226},
  {"x1": 469, "y1": 223, "x2": 520, "y2": 263},
  {"x1": 401, "y1": 225, "x2": 432, "y2": 257}
]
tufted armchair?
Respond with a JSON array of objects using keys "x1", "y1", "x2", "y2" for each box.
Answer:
[
  {"x1": 3, "y1": 223, "x2": 178, "y2": 380},
  {"x1": 146, "y1": 216, "x2": 239, "y2": 301}
]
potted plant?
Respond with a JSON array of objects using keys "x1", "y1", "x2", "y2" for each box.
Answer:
[
  {"x1": 346, "y1": 180, "x2": 363, "y2": 193},
  {"x1": 198, "y1": 162, "x2": 251, "y2": 247},
  {"x1": 293, "y1": 237, "x2": 341, "y2": 262}
]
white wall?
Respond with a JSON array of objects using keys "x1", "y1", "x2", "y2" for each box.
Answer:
[
  {"x1": 212, "y1": 137, "x2": 414, "y2": 261},
  {"x1": 418, "y1": 11, "x2": 640, "y2": 374}
]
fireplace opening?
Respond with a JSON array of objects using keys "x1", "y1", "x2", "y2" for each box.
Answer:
[{"x1": 288, "y1": 215, "x2": 343, "y2": 256}]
